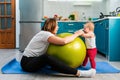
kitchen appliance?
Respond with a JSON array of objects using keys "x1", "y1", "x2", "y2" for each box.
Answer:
[
  {"x1": 19, "y1": 0, "x2": 43, "y2": 52},
  {"x1": 99, "y1": 12, "x2": 111, "y2": 19},
  {"x1": 116, "y1": 7, "x2": 120, "y2": 16}
]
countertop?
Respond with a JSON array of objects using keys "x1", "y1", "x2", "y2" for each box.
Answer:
[
  {"x1": 57, "y1": 17, "x2": 120, "y2": 22},
  {"x1": 19, "y1": 17, "x2": 120, "y2": 23}
]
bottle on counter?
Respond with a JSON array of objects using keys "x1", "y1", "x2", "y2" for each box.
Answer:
[
  {"x1": 88, "y1": 16, "x2": 92, "y2": 21},
  {"x1": 82, "y1": 12, "x2": 86, "y2": 20},
  {"x1": 68, "y1": 14, "x2": 75, "y2": 20}
]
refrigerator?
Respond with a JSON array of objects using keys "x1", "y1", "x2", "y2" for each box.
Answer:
[{"x1": 19, "y1": 0, "x2": 43, "y2": 52}]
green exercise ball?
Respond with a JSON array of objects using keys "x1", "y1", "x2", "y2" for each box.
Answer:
[{"x1": 47, "y1": 33, "x2": 86, "y2": 68}]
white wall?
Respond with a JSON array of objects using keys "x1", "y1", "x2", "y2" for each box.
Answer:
[
  {"x1": 44, "y1": 0, "x2": 107, "y2": 19},
  {"x1": 106, "y1": 0, "x2": 120, "y2": 14},
  {"x1": 16, "y1": 0, "x2": 20, "y2": 48}
]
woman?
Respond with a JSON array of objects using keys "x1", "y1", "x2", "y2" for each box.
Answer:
[{"x1": 20, "y1": 18, "x2": 96, "y2": 77}]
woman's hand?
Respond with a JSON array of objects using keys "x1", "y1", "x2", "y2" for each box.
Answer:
[{"x1": 74, "y1": 29, "x2": 84, "y2": 36}]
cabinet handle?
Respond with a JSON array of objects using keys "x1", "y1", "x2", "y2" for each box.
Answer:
[
  {"x1": 105, "y1": 23, "x2": 109, "y2": 30},
  {"x1": 68, "y1": 30, "x2": 74, "y2": 32},
  {"x1": 99, "y1": 22, "x2": 103, "y2": 25},
  {"x1": 105, "y1": 27, "x2": 109, "y2": 30},
  {"x1": 68, "y1": 24, "x2": 74, "y2": 26}
]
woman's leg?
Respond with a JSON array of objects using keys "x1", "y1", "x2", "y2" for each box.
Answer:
[
  {"x1": 21, "y1": 54, "x2": 77, "y2": 75},
  {"x1": 20, "y1": 55, "x2": 47, "y2": 72},
  {"x1": 43, "y1": 54, "x2": 96, "y2": 77},
  {"x1": 21, "y1": 54, "x2": 96, "y2": 77},
  {"x1": 43, "y1": 54, "x2": 77, "y2": 75}
]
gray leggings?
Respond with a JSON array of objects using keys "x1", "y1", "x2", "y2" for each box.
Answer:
[{"x1": 20, "y1": 53, "x2": 77, "y2": 75}]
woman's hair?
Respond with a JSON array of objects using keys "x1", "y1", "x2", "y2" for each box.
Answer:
[
  {"x1": 42, "y1": 18, "x2": 57, "y2": 33},
  {"x1": 85, "y1": 22, "x2": 95, "y2": 31}
]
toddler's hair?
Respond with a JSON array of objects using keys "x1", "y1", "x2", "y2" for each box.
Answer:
[{"x1": 85, "y1": 22, "x2": 94, "y2": 31}]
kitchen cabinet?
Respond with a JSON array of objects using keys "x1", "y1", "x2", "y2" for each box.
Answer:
[
  {"x1": 108, "y1": 18, "x2": 120, "y2": 61},
  {"x1": 41, "y1": 21, "x2": 85, "y2": 34},
  {"x1": 94, "y1": 20, "x2": 109, "y2": 55},
  {"x1": 57, "y1": 22, "x2": 85, "y2": 34},
  {"x1": 94, "y1": 18, "x2": 120, "y2": 61}
]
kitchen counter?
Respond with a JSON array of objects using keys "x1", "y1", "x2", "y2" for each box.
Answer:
[
  {"x1": 93, "y1": 17, "x2": 120, "y2": 22},
  {"x1": 23, "y1": 17, "x2": 120, "y2": 23},
  {"x1": 56, "y1": 17, "x2": 120, "y2": 22}
]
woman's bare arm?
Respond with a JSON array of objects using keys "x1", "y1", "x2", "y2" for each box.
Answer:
[{"x1": 48, "y1": 33, "x2": 80, "y2": 45}]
